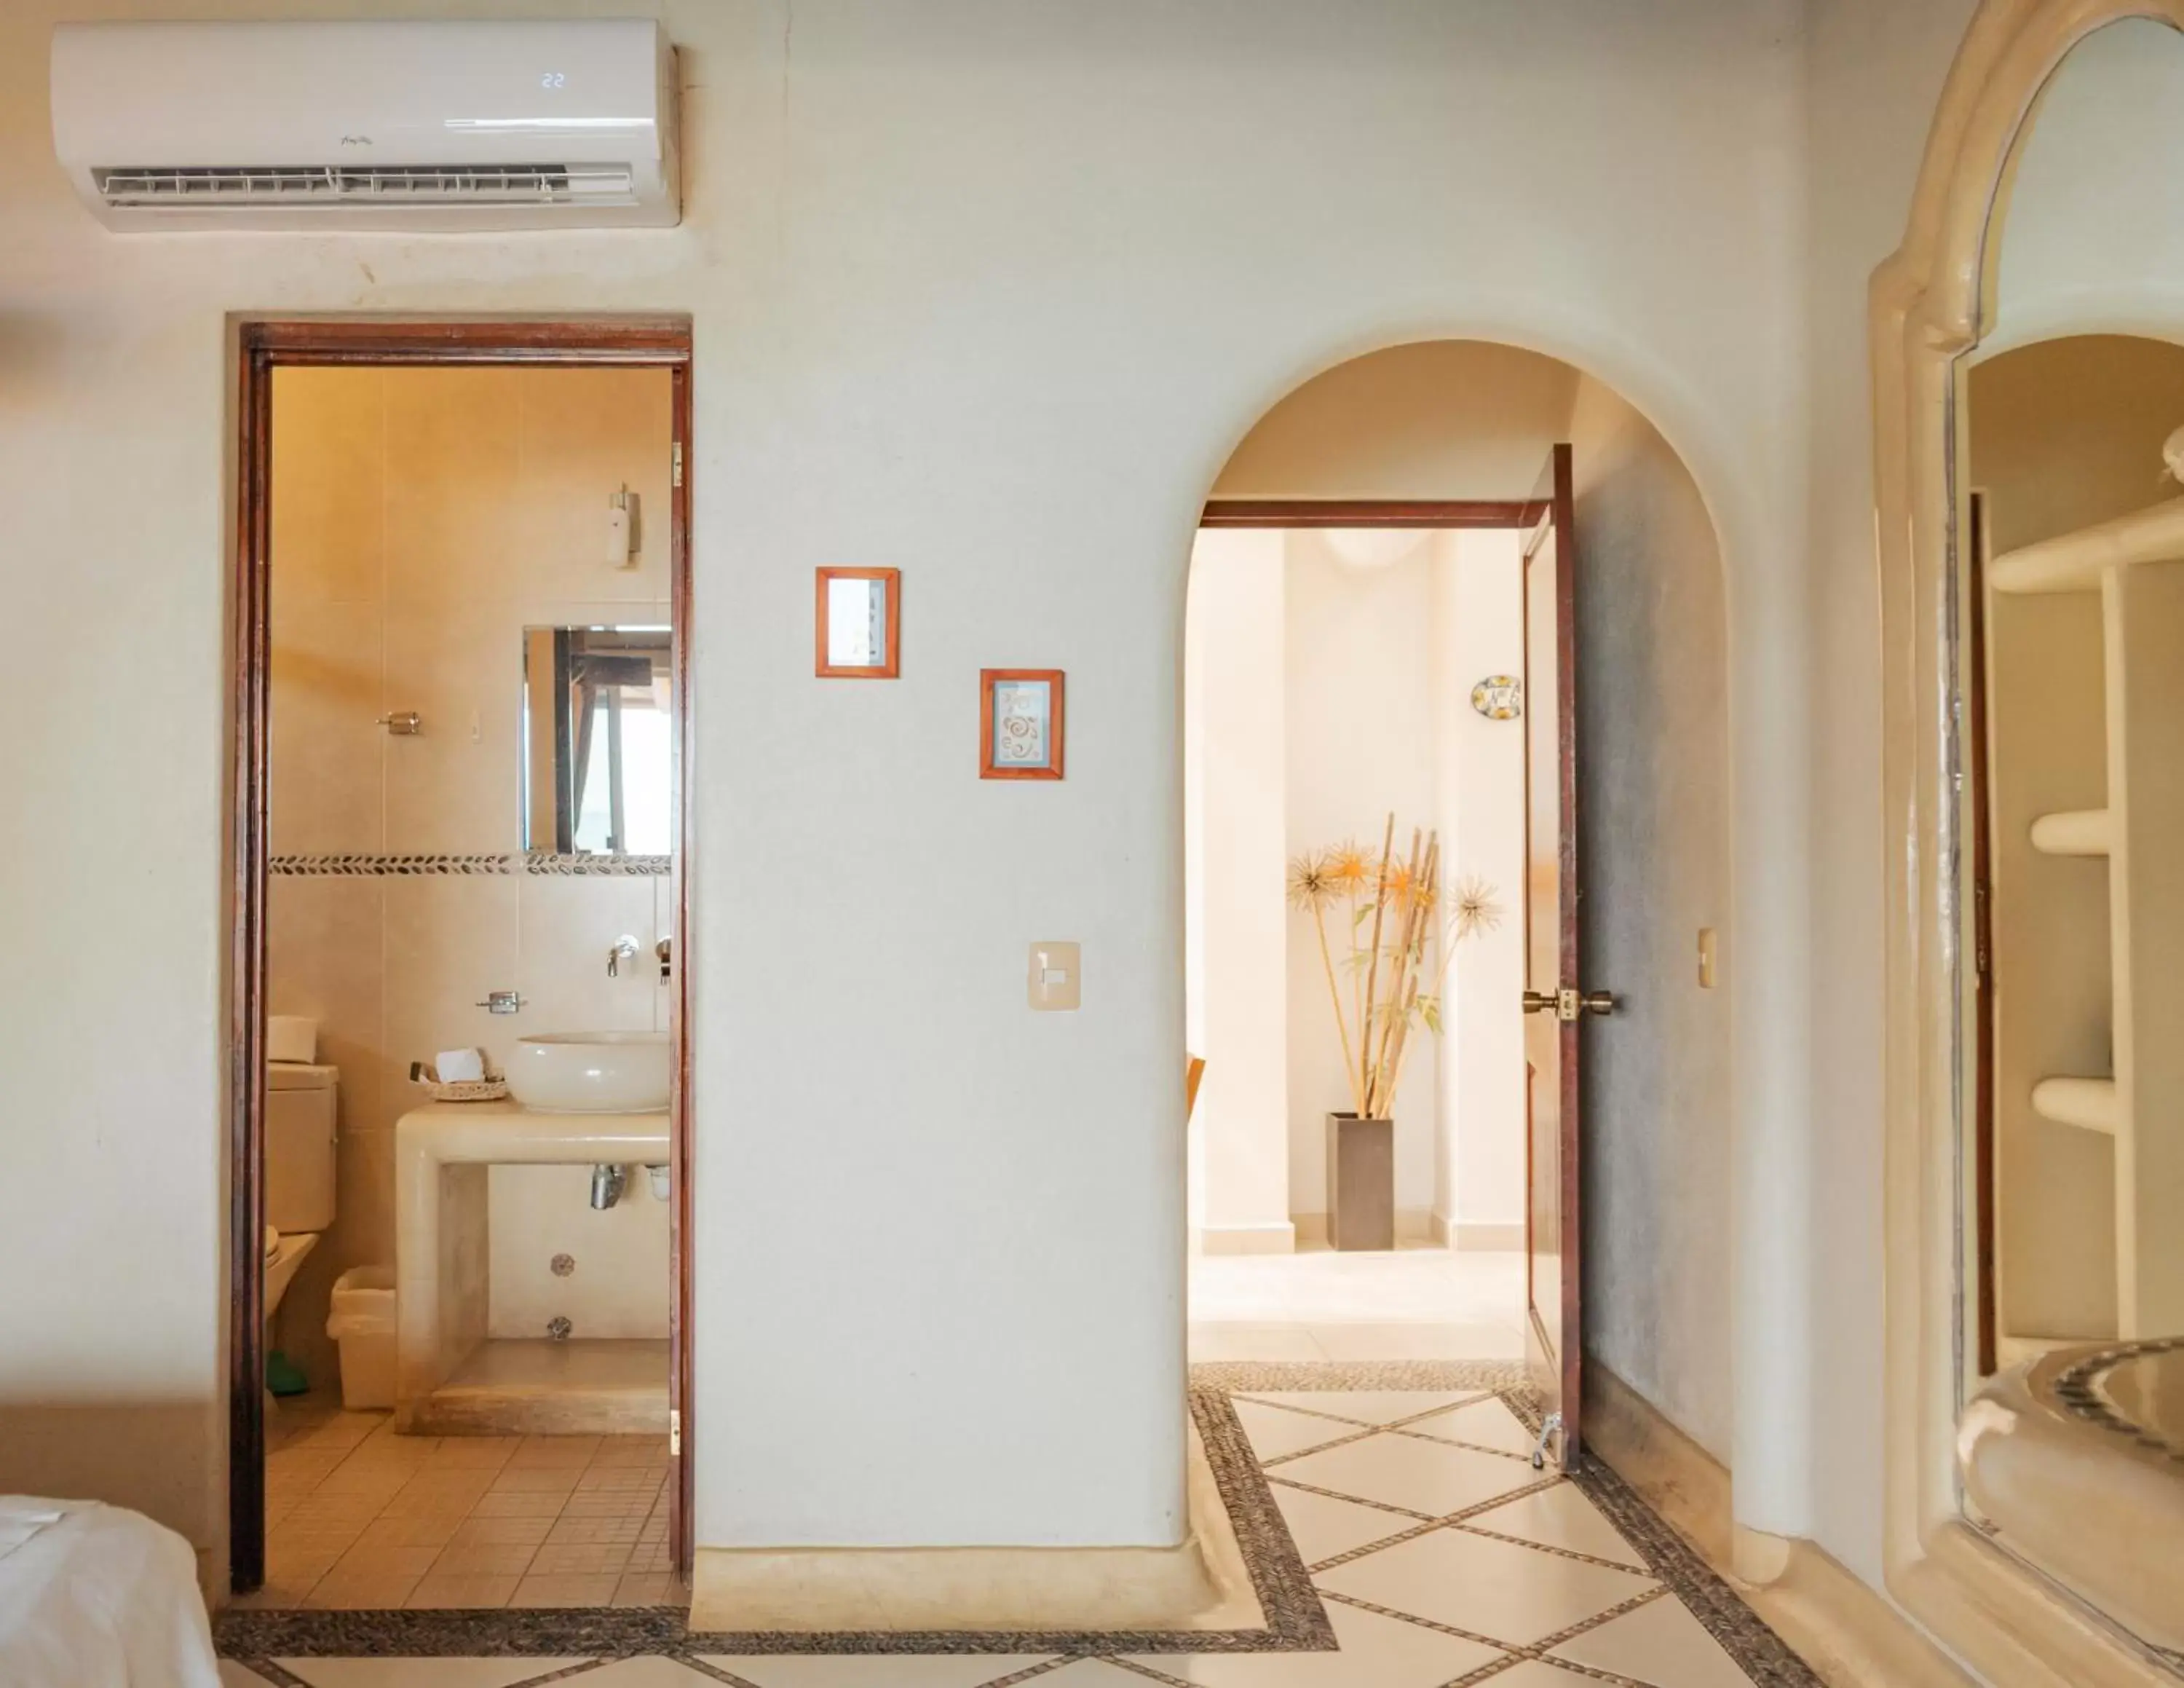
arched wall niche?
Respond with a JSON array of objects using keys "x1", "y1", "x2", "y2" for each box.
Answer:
[{"x1": 1872, "y1": 4, "x2": 2184, "y2": 1684}]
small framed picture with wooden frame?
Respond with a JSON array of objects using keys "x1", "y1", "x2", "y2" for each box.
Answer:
[
  {"x1": 980, "y1": 669, "x2": 1065, "y2": 780},
  {"x1": 815, "y1": 567, "x2": 901, "y2": 678}
]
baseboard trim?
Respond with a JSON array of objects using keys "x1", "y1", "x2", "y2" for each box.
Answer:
[
  {"x1": 1286, "y1": 1210, "x2": 1436, "y2": 1249},
  {"x1": 690, "y1": 1419, "x2": 1257, "y2": 1633},
  {"x1": 1197, "y1": 1220, "x2": 1296, "y2": 1255},
  {"x1": 1582, "y1": 1358, "x2": 1972, "y2": 1688}
]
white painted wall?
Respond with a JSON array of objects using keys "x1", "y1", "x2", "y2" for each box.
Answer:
[
  {"x1": 1183, "y1": 532, "x2": 1291, "y2": 1248},
  {"x1": 0, "y1": 0, "x2": 1821, "y2": 1581},
  {"x1": 1431, "y1": 531, "x2": 1530, "y2": 1247},
  {"x1": 1187, "y1": 521, "x2": 1527, "y2": 1249},
  {"x1": 1282, "y1": 531, "x2": 1441, "y2": 1221}
]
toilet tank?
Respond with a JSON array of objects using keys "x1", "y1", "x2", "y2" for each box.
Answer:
[{"x1": 266, "y1": 1061, "x2": 338, "y2": 1234}]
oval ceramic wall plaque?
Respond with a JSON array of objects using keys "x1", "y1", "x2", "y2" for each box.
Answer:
[{"x1": 1471, "y1": 674, "x2": 1522, "y2": 720}]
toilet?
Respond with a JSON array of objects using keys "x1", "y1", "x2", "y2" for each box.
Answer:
[{"x1": 265, "y1": 1060, "x2": 338, "y2": 1321}]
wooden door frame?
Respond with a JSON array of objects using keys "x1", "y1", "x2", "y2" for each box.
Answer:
[
  {"x1": 1200, "y1": 497, "x2": 1528, "y2": 528},
  {"x1": 228, "y1": 317, "x2": 696, "y2": 1594}
]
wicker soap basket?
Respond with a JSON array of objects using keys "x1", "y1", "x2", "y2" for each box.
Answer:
[{"x1": 409, "y1": 1058, "x2": 509, "y2": 1104}]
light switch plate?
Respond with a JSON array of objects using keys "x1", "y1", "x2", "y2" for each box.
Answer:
[{"x1": 1029, "y1": 941, "x2": 1081, "y2": 1011}]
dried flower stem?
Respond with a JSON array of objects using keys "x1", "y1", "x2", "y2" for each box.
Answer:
[
  {"x1": 1313, "y1": 900, "x2": 1366, "y2": 1119},
  {"x1": 1357, "y1": 813, "x2": 1396, "y2": 1113}
]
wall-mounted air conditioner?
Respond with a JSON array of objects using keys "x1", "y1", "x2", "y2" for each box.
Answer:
[{"x1": 50, "y1": 20, "x2": 678, "y2": 232}]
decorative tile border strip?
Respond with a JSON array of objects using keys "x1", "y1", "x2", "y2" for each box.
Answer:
[
  {"x1": 1495, "y1": 1386, "x2": 1827, "y2": 1687},
  {"x1": 215, "y1": 1360, "x2": 1825, "y2": 1688},
  {"x1": 271, "y1": 853, "x2": 517, "y2": 876},
  {"x1": 269, "y1": 852, "x2": 670, "y2": 877},
  {"x1": 526, "y1": 852, "x2": 672, "y2": 877},
  {"x1": 214, "y1": 1387, "x2": 1332, "y2": 1661}
]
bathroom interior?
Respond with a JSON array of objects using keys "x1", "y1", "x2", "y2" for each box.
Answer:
[
  {"x1": 1950, "y1": 18, "x2": 2184, "y2": 1668},
  {"x1": 255, "y1": 361, "x2": 684, "y2": 1611}
]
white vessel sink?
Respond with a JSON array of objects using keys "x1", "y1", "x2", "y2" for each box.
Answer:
[{"x1": 506, "y1": 1031, "x2": 670, "y2": 1113}]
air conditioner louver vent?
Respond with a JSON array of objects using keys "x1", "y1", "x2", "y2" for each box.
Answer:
[{"x1": 92, "y1": 162, "x2": 637, "y2": 208}]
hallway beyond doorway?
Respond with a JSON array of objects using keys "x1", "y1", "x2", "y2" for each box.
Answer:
[{"x1": 1189, "y1": 1244, "x2": 1525, "y2": 1363}]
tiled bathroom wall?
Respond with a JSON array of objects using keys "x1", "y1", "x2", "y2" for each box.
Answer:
[{"x1": 266, "y1": 366, "x2": 676, "y2": 1387}]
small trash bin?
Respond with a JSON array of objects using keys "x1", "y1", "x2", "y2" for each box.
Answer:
[{"x1": 326, "y1": 1265, "x2": 396, "y2": 1411}]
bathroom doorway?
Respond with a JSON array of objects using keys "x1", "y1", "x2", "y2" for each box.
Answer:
[{"x1": 226, "y1": 320, "x2": 695, "y2": 1606}]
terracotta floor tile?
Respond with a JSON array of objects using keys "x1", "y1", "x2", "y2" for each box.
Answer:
[
  {"x1": 528, "y1": 1541, "x2": 633, "y2": 1577},
  {"x1": 545, "y1": 1515, "x2": 644, "y2": 1547},
  {"x1": 427, "y1": 1542, "x2": 541, "y2": 1578},
  {"x1": 576, "y1": 1467, "x2": 662, "y2": 1493},
  {"x1": 444, "y1": 1514, "x2": 557, "y2": 1548},
  {"x1": 508, "y1": 1572, "x2": 621, "y2": 1606},
  {"x1": 429, "y1": 1437, "x2": 521, "y2": 1469},
  {"x1": 488, "y1": 1467, "x2": 583, "y2": 1494},
  {"x1": 609, "y1": 1571, "x2": 684, "y2": 1607},
  {"x1": 468, "y1": 1489, "x2": 569, "y2": 1519},
  {"x1": 588, "y1": 1436, "x2": 669, "y2": 1467},
  {"x1": 507, "y1": 1435, "x2": 601, "y2": 1467},
  {"x1": 323, "y1": 1544, "x2": 441, "y2": 1582},
  {"x1": 352, "y1": 1513, "x2": 465, "y2": 1551},
  {"x1": 304, "y1": 1571, "x2": 424, "y2": 1609},
  {"x1": 405, "y1": 1573, "x2": 522, "y2": 1609}
]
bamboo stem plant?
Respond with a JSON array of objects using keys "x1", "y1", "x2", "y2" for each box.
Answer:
[{"x1": 1286, "y1": 814, "x2": 1501, "y2": 1121}]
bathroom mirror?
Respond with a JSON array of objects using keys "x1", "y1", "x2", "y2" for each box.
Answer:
[
  {"x1": 522, "y1": 626, "x2": 673, "y2": 856},
  {"x1": 1947, "y1": 16, "x2": 2184, "y2": 1665}
]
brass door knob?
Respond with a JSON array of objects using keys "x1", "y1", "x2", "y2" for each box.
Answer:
[{"x1": 1523, "y1": 987, "x2": 1619, "y2": 1021}]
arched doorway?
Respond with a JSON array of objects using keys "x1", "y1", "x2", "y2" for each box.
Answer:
[{"x1": 1181, "y1": 339, "x2": 1734, "y2": 1477}]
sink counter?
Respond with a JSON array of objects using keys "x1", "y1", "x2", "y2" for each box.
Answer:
[
  {"x1": 395, "y1": 1100, "x2": 668, "y2": 1164},
  {"x1": 393, "y1": 1103, "x2": 670, "y2": 1433}
]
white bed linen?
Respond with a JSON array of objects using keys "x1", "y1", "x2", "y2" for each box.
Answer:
[{"x1": 0, "y1": 1498, "x2": 220, "y2": 1688}]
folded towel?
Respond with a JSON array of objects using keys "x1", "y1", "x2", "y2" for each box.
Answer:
[
  {"x1": 266, "y1": 1016, "x2": 317, "y2": 1065},
  {"x1": 435, "y1": 1048, "x2": 486, "y2": 1084}
]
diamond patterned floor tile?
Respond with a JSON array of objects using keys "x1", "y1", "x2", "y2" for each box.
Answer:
[
  {"x1": 1123, "y1": 1596, "x2": 1508, "y2": 1684},
  {"x1": 1401, "y1": 1397, "x2": 1540, "y2": 1458},
  {"x1": 697, "y1": 1655, "x2": 1056, "y2": 1687},
  {"x1": 1465, "y1": 1481, "x2": 1650, "y2": 1569},
  {"x1": 1549, "y1": 1593, "x2": 1758, "y2": 1687},
  {"x1": 1315, "y1": 1526, "x2": 1655, "y2": 1647},
  {"x1": 1274, "y1": 1432, "x2": 1541, "y2": 1516},
  {"x1": 1230, "y1": 1400, "x2": 1360, "y2": 1461},
  {"x1": 279, "y1": 1662, "x2": 591, "y2": 1688},
  {"x1": 569, "y1": 1660, "x2": 725, "y2": 1685},
  {"x1": 1238, "y1": 1391, "x2": 1482, "y2": 1427},
  {"x1": 1269, "y1": 1484, "x2": 1415, "y2": 1563}
]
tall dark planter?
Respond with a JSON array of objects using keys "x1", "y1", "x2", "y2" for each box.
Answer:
[{"x1": 1326, "y1": 1112, "x2": 1395, "y2": 1251}]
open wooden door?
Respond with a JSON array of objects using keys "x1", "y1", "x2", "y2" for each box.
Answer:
[{"x1": 1519, "y1": 443, "x2": 1613, "y2": 1470}]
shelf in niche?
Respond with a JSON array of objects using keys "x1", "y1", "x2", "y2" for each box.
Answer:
[
  {"x1": 2031, "y1": 1076, "x2": 2119, "y2": 1136},
  {"x1": 1989, "y1": 494, "x2": 2184, "y2": 594},
  {"x1": 2030, "y1": 808, "x2": 2113, "y2": 857}
]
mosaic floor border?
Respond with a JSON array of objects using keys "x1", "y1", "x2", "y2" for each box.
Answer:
[{"x1": 218, "y1": 1360, "x2": 1823, "y2": 1687}]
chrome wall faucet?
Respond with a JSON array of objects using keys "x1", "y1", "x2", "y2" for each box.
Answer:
[{"x1": 607, "y1": 935, "x2": 640, "y2": 977}]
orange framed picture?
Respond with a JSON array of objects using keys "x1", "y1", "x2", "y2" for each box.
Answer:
[
  {"x1": 980, "y1": 669, "x2": 1065, "y2": 780},
  {"x1": 815, "y1": 567, "x2": 901, "y2": 678}
]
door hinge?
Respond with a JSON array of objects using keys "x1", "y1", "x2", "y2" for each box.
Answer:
[
  {"x1": 671, "y1": 441, "x2": 684, "y2": 489},
  {"x1": 669, "y1": 1408, "x2": 682, "y2": 1457}
]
